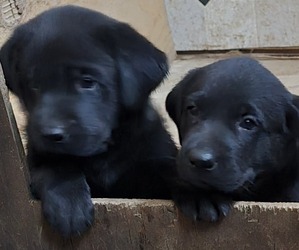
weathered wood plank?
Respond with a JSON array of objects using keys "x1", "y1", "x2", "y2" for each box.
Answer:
[
  {"x1": 32, "y1": 199, "x2": 299, "y2": 250},
  {"x1": 2, "y1": 62, "x2": 299, "y2": 249},
  {"x1": 0, "y1": 85, "x2": 40, "y2": 249}
]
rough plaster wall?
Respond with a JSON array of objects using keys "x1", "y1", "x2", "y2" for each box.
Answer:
[{"x1": 165, "y1": 0, "x2": 299, "y2": 51}]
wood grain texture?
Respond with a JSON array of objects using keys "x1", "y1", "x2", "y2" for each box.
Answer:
[
  {"x1": 8, "y1": 199, "x2": 299, "y2": 250},
  {"x1": 0, "y1": 85, "x2": 39, "y2": 249},
  {"x1": 1, "y1": 88, "x2": 299, "y2": 249}
]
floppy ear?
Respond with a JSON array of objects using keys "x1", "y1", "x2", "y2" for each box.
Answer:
[
  {"x1": 166, "y1": 84, "x2": 183, "y2": 127},
  {"x1": 0, "y1": 36, "x2": 19, "y2": 93},
  {"x1": 166, "y1": 69, "x2": 198, "y2": 127},
  {"x1": 0, "y1": 27, "x2": 31, "y2": 97},
  {"x1": 110, "y1": 23, "x2": 169, "y2": 110}
]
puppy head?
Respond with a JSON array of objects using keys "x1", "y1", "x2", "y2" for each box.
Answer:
[
  {"x1": 0, "y1": 5, "x2": 168, "y2": 156},
  {"x1": 166, "y1": 57, "x2": 299, "y2": 195}
]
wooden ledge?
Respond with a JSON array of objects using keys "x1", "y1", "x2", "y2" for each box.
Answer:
[
  {"x1": 1, "y1": 76, "x2": 299, "y2": 249},
  {"x1": 30, "y1": 199, "x2": 299, "y2": 249}
]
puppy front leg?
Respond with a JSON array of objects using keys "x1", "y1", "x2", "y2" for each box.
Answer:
[
  {"x1": 173, "y1": 188, "x2": 233, "y2": 222},
  {"x1": 30, "y1": 165, "x2": 94, "y2": 237}
]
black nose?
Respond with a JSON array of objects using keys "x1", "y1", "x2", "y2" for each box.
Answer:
[
  {"x1": 41, "y1": 126, "x2": 68, "y2": 143},
  {"x1": 188, "y1": 149, "x2": 217, "y2": 170}
]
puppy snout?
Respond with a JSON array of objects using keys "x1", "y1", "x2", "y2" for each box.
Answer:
[
  {"x1": 41, "y1": 126, "x2": 69, "y2": 143},
  {"x1": 188, "y1": 149, "x2": 217, "y2": 170}
]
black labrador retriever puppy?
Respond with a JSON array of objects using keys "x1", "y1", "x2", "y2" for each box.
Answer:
[
  {"x1": 0, "y1": 5, "x2": 178, "y2": 236},
  {"x1": 166, "y1": 57, "x2": 299, "y2": 222}
]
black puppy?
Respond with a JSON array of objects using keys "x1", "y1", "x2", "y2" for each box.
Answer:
[
  {"x1": 0, "y1": 5, "x2": 178, "y2": 236},
  {"x1": 166, "y1": 57, "x2": 299, "y2": 222}
]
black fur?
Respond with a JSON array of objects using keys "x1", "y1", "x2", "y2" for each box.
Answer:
[
  {"x1": 166, "y1": 57, "x2": 299, "y2": 222},
  {"x1": 0, "y1": 5, "x2": 178, "y2": 237}
]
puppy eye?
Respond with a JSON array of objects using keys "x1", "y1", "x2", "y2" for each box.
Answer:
[
  {"x1": 77, "y1": 76, "x2": 97, "y2": 90},
  {"x1": 239, "y1": 116, "x2": 258, "y2": 130}
]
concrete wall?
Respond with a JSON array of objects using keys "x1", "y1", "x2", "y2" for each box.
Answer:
[{"x1": 165, "y1": 0, "x2": 299, "y2": 51}]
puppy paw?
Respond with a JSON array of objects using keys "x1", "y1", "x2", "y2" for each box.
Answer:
[
  {"x1": 173, "y1": 191, "x2": 233, "y2": 222},
  {"x1": 42, "y1": 181, "x2": 94, "y2": 237}
]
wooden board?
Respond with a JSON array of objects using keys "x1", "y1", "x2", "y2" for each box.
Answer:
[
  {"x1": 1, "y1": 72, "x2": 299, "y2": 249},
  {"x1": 0, "y1": 86, "x2": 39, "y2": 249}
]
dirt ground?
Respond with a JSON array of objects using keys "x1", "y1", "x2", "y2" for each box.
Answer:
[{"x1": 9, "y1": 53, "x2": 299, "y2": 147}]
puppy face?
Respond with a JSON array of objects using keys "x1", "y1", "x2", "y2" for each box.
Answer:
[
  {"x1": 166, "y1": 57, "x2": 299, "y2": 194},
  {"x1": 25, "y1": 44, "x2": 118, "y2": 156},
  {"x1": 1, "y1": 6, "x2": 168, "y2": 156}
]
